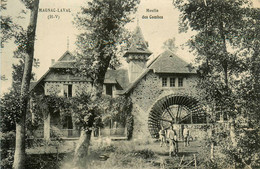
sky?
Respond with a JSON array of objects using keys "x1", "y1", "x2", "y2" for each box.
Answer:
[{"x1": 1, "y1": 0, "x2": 260, "y2": 94}]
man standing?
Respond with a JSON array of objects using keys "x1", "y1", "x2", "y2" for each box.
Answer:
[
  {"x1": 167, "y1": 126, "x2": 178, "y2": 157},
  {"x1": 183, "y1": 125, "x2": 190, "y2": 147}
]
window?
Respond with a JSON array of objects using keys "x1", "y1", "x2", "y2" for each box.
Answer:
[
  {"x1": 106, "y1": 85, "x2": 113, "y2": 96},
  {"x1": 64, "y1": 84, "x2": 72, "y2": 97},
  {"x1": 63, "y1": 115, "x2": 73, "y2": 137},
  {"x1": 178, "y1": 78, "x2": 183, "y2": 87},
  {"x1": 63, "y1": 116, "x2": 73, "y2": 129},
  {"x1": 162, "y1": 77, "x2": 167, "y2": 87},
  {"x1": 170, "y1": 78, "x2": 175, "y2": 87}
]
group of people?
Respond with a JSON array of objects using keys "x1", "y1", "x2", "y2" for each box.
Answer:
[{"x1": 159, "y1": 125, "x2": 190, "y2": 157}]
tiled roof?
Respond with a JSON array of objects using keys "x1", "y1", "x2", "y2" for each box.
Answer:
[
  {"x1": 124, "y1": 26, "x2": 152, "y2": 55},
  {"x1": 30, "y1": 51, "x2": 131, "y2": 92},
  {"x1": 123, "y1": 50, "x2": 197, "y2": 94},
  {"x1": 50, "y1": 61, "x2": 76, "y2": 69},
  {"x1": 104, "y1": 70, "x2": 117, "y2": 84},
  {"x1": 50, "y1": 51, "x2": 76, "y2": 69},
  {"x1": 31, "y1": 49, "x2": 196, "y2": 95},
  {"x1": 104, "y1": 69, "x2": 130, "y2": 90},
  {"x1": 148, "y1": 50, "x2": 196, "y2": 74}
]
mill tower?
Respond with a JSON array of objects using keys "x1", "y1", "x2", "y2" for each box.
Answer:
[{"x1": 123, "y1": 25, "x2": 152, "y2": 83}]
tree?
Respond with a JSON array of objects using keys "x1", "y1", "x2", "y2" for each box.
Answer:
[
  {"x1": 162, "y1": 37, "x2": 178, "y2": 53},
  {"x1": 73, "y1": 0, "x2": 139, "y2": 168},
  {"x1": 235, "y1": 7, "x2": 260, "y2": 131},
  {"x1": 12, "y1": 51, "x2": 39, "y2": 92},
  {"x1": 1, "y1": 0, "x2": 20, "y2": 80},
  {"x1": 0, "y1": 0, "x2": 20, "y2": 48},
  {"x1": 0, "y1": 90, "x2": 21, "y2": 168},
  {"x1": 173, "y1": 0, "x2": 260, "y2": 167},
  {"x1": 230, "y1": 7, "x2": 260, "y2": 168},
  {"x1": 13, "y1": 0, "x2": 40, "y2": 168}
]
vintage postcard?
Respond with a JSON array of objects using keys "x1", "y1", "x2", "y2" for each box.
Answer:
[{"x1": 1, "y1": 0, "x2": 259, "y2": 168}]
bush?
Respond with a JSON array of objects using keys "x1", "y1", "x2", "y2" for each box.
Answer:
[{"x1": 0, "y1": 131, "x2": 15, "y2": 169}]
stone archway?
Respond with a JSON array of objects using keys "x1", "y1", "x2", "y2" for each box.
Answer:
[{"x1": 148, "y1": 94, "x2": 208, "y2": 138}]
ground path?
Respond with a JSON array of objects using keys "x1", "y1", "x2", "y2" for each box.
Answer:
[
  {"x1": 26, "y1": 138, "x2": 208, "y2": 168},
  {"x1": 132, "y1": 140, "x2": 205, "y2": 168}
]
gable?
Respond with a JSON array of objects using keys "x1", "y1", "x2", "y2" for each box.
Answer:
[
  {"x1": 51, "y1": 51, "x2": 76, "y2": 69},
  {"x1": 148, "y1": 50, "x2": 196, "y2": 74},
  {"x1": 30, "y1": 51, "x2": 84, "y2": 92},
  {"x1": 58, "y1": 51, "x2": 75, "y2": 61}
]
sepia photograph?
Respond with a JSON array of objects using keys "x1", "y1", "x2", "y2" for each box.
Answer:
[{"x1": 1, "y1": 0, "x2": 260, "y2": 168}]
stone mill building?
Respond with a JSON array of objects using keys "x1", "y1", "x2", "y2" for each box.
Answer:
[{"x1": 31, "y1": 25, "x2": 213, "y2": 141}]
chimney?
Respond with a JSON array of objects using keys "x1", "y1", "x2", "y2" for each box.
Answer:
[{"x1": 51, "y1": 59, "x2": 55, "y2": 65}]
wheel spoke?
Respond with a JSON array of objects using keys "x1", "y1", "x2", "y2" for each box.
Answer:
[
  {"x1": 179, "y1": 114, "x2": 190, "y2": 123},
  {"x1": 166, "y1": 107, "x2": 175, "y2": 120},
  {"x1": 179, "y1": 106, "x2": 182, "y2": 119},
  {"x1": 159, "y1": 118, "x2": 173, "y2": 123},
  {"x1": 176, "y1": 105, "x2": 182, "y2": 123}
]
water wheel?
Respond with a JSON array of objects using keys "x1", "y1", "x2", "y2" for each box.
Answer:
[{"x1": 148, "y1": 94, "x2": 207, "y2": 138}]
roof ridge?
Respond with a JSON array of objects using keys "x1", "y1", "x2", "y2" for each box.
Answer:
[
  {"x1": 29, "y1": 69, "x2": 51, "y2": 92},
  {"x1": 57, "y1": 51, "x2": 74, "y2": 61},
  {"x1": 147, "y1": 53, "x2": 161, "y2": 68},
  {"x1": 123, "y1": 69, "x2": 151, "y2": 94}
]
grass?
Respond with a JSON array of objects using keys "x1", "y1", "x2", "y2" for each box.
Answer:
[
  {"x1": 60, "y1": 141, "x2": 160, "y2": 169},
  {"x1": 26, "y1": 139, "x2": 210, "y2": 169}
]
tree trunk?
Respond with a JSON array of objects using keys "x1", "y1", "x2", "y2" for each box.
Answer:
[
  {"x1": 13, "y1": 1, "x2": 39, "y2": 169},
  {"x1": 43, "y1": 113, "x2": 51, "y2": 141},
  {"x1": 73, "y1": 83, "x2": 104, "y2": 168},
  {"x1": 219, "y1": 20, "x2": 238, "y2": 147},
  {"x1": 73, "y1": 130, "x2": 92, "y2": 169},
  {"x1": 13, "y1": 113, "x2": 26, "y2": 169},
  {"x1": 229, "y1": 117, "x2": 237, "y2": 147},
  {"x1": 210, "y1": 142, "x2": 214, "y2": 161}
]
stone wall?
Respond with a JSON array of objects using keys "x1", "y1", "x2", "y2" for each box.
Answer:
[
  {"x1": 73, "y1": 82, "x2": 92, "y2": 96},
  {"x1": 45, "y1": 82, "x2": 63, "y2": 96},
  {"x1": 44, "y1": 82, "x2": 92, "y2": 96},
  {"x1": 129, "y1": 71, "x2": 199, "y2": 140}
]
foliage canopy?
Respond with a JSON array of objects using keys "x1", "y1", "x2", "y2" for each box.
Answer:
[{"x1": 74, "y1": 0, "x2": 140, "y2": 89}]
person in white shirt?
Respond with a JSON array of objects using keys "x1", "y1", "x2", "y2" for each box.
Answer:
[{"x1": 183, "y1": 125, "x2": 190, "y2": 147}]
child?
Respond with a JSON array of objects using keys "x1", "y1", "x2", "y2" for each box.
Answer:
[{"x1": 159, "y1": 128, "x2": 166, "y2": 147}]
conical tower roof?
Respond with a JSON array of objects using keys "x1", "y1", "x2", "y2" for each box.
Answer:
[{"x1": 124, "y1": 25, "x2": 152, "y2": 57}]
